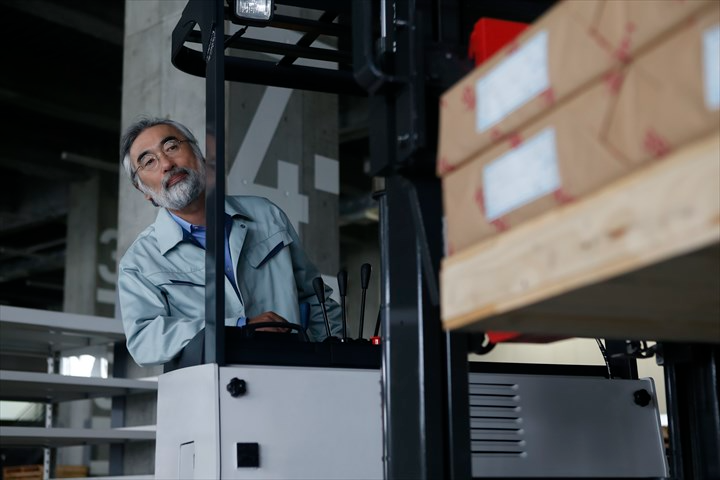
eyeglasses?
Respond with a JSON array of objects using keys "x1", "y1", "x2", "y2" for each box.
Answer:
[{"x1": 132, "y1": 138, "x2": 192, "y2": 179}]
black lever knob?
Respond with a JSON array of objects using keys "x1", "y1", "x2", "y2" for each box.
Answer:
[
  {"x1": 337, "y1": 269, "x2": 348, "y2": 297},
  {"x1": 358, "y1": 263, "x2": 372, "y2": 340},
  {"x1": 337, "y1": 269, "x2": 348, "y2": 341},
  {"x1": 312, "y1": 276, "x2": 332, "y2": 338},
  {"x1": 361, "y1": 263, "x2": 372, "y2": 289},
  {"x1": 312, "y1": 277, "x2": 326, "y2": 304}
]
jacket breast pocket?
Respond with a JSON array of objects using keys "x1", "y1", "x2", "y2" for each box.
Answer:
[
  {"x1": 151, "y1": 271, "x2": 205, "y2": 313},
  {"x1": 167, "y1": 279, "x2": 204, "y2": 287},
  {"x1": 245, "y1": 230, "x2": 293, "y2": 269},
  {"x1": 153, "y1": 272, "x2": 205, "y2": 289}
]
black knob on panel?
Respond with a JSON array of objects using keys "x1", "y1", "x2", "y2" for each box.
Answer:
[
  {"x1": 633, "y1": 389, "x2": 652, "y2": 407},
  {"x1": 227, "y1": 377, "x2": 247, "y2": 397}
]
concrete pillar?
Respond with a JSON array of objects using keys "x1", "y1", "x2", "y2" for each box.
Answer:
[
  {"x1": 64, "y1": 173, "x2": 119, "y2": 319},
  {"x1": 59, "y1": 172, "x2": 118, "y2": 473},
  {"x1": 117, "y1": 1, "x2": 204, "y2": 473},
  {"x1": 118, "y1": 0, "x2": 340, "y2": 474}
]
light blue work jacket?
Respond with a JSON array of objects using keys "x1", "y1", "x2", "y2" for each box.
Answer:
[{"x1": 118, "y1": 195, "x2": 342, "y2": 366}]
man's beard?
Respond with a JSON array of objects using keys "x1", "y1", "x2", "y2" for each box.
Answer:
[{"x1": 141, "y1": 163, "x2": 205, "y2": 211}]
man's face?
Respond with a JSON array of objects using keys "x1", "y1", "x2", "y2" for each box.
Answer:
[{"x1": 129, "y1": 124, "x2": 205, "y2": 211}]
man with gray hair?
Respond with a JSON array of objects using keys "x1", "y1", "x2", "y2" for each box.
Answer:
[{"x1": 117, "y1": 116, "x2": 341, "y2": 366}]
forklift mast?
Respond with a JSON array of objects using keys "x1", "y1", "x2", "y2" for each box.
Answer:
[{"x1": 167, "y1": 1, "x2": 719, "y2": 479}]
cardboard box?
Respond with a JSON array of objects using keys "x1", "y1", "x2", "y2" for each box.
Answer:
[
  {"x1": 437, "y1": 0, "x2": 716, "y2": 177},
  {"x1": 595, "y1": 0, "x2": 716, "y2": 62},
  {"x1": 437, "y1": 0, "x2": 607, "y2": 176},
  {"x1": 443, "y1": 3, "x2": 720, "y2": 254},
  {"x1": 443, "y1": 80, "x2": 622, "y2": 254},
  {"x1": 607, "y1": 7, "x2": 720, "y2": 164}
]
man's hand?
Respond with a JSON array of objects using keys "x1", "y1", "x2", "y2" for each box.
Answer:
[{"x1": 247, "y1": 311, "x2": 291, "y2": 333}]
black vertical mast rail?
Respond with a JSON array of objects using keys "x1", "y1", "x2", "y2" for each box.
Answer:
[
  {"x1": 204, "y1": 0, "x2": 227, "y2": 366},
  {"x1": 661, "y1": 343, "x2": 720, "y2": 480},
  {"x1": 364, "y1": 1, "x2": 472, "y2": 477},
  {"x1": 170, "y1": 0, "x2": 227, "y2": 365}
]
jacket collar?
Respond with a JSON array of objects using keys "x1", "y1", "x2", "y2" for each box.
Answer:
[
  {"x1": 225, "y1": 198, "x2": 253, "y2": 222},
  {"x1": 153, "y1": 197, "x2": 253, "y2": 255},
  {"x1": 154, "y1": 208, "x2": 185, "y2": 255}
]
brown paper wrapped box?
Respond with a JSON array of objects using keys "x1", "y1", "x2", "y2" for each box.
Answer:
[
  {"x1": 436, "y1": 0, "x2": 607, "y2": 176},
  {"x1": 443, "y1": 80, "x2": 624, "y2": 254},
  {"x1": 595, "y1": 0, "x2": 715, "y2": 62},
  {"x1": 437, "y1": 0, "x2": 715, "y2": 177},
  {"x1": 443, "y1": 3, "x2": 720, "y2": 254},
  {"x1": 607, "y1": 6, "x2": 720, "y2": 164}
]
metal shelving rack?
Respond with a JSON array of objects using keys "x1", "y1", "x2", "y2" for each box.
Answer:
[
  {"x1": 0, "y1": 306, "x2": 157, "y2": 477},
  {"x1": 168, "y1": 1, "x2": 719, "y2": 479}
]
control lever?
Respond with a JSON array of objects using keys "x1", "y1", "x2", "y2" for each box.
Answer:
[
  {"x1": 312, "y1": 276, "x2": 333, "y2": 339},
  {"x1": 337, "y1": 269, "x2": 349, "y2": 342},
  {"x1": 373, "y1": 308, "x2": 381, "y2": 337},
  {"x1": 358, "y1": 263, "x2": 372, "y2": 340}
]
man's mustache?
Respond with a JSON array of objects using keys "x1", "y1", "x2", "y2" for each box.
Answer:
[{"x1": 162, "y1": 167, "x2": 192, "y2": 190}]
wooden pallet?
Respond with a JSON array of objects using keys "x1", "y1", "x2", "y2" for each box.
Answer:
[
  {"x1": 2, "y1": 464, "x2": 89, "y2": 480},
  {"x1": 441, "y1": 133, "x2": 720, "y2": 342},
  {"x1": 55, "y1": 465, "x2": 89, "y2": 478},
  {"x1": 3, "y1": 465, "x2": 43, "y2": 480}
]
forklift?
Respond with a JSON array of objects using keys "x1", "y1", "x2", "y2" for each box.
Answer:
[{"x1": 152, "y1": 0, "x2": 719, "y2": 478}]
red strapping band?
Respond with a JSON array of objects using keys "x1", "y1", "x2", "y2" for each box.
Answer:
[
  {"x1": 476, "y1": 187, "x2": 510, "y2": 232},
  {"x1": 614, "y1": 22, "x2": 636, "y2": 63},
  {"x1": 541, "y1": 87, "x2": 555, "y2": 105},
  {"x1": 438, "y1": 156, "x2": 455, "y2": 175},
  {"x1": 644, "y1": 129, "x2": 672, "y2": 158},
  {"x1": 604, "y1": 71, "x2": 624, "y2": 94},
  {"x1": 509, "y1": 133, "x2": 523, "y2": 148},
  {"x1": 462, "y1": 85, "x2": 476, "y2": 111},
  {"x1": 474, "y1": 188, "x2": 485, "y2": 212},
  {"x1": 553, "y1": 188, "x2": 575, "y2": 205},
  {"x1": 491, "y1": 218, "x2": 510, "y2": 232}
]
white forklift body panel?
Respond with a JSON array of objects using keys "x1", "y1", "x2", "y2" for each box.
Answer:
[
  {"x1": 155, "y1": 363, "x2": 383, "y2": 479},
  {"x1": 155, "y1": 361, "x2": 668, "y2": 479}
]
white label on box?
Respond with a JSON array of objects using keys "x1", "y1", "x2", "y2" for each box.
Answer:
[
  {"x1": 703, "y1": 25, "x2": 720, "y2": 110},
  {"x1": 475, "y1": 30, "x2": 550, "y2": 132},
  {"x1": 483, "y1": 127, "x2": 560, "y2": 221}
]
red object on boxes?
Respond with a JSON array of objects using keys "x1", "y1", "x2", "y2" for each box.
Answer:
[
  {"x1": 468, "y1": 18, "x2": 529, "y2": 66},
  {"x1": 487, "y1": 331, "x2": 569, "y2": 344},
  {"x1": 486, "y1": 331, "x2": 522, "y2": 344}
]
